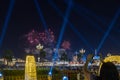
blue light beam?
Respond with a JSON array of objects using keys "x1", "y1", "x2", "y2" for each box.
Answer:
[
  {"x1": 65, "y1": 0, "x2": 120, "y2": 49},
  {"x1": 97, "y1": 9, "x2": 120, "y2": 53},
  {"x1": 71, "y1": 1, "x2": 106, "y2": 26},
  {"x1": 56, "y1": 0, "x2": 72, "y2": 50},
  {"x1": 48, "y1": 0, "x2": 94, "y2": 51},
  {"x1": 70, "y1": 24, "x2": 94, "y2": 51},
  {"x1": 49, "y1": 0, "x2": 73, "y2": 74},
  {"x1": 34, "y1": 0, "x2": 48, "y2": 30},
  {"x1": 0, "y1": 0, "x2": 15, "y2": 48},
  {"x1": 72, "y1": 2, "x2": 120, "y2": 47},
  {"x1": 64, "y1": 0, "x2": 106, "y2": 33}
]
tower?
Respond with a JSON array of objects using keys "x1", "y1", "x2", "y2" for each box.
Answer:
[{"x1": 25, "y1": 55, "x2": 37, "y2": 80}]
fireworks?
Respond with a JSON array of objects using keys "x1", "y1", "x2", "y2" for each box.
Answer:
[
  {"x1": 61, "y1": 40, "x2": 71, "y2": 50},
  {"x1": 39, "y1": 29, "x2": 55, "y2": 46},
  {"x1": 24, "y1": 29, "x2": 55, "y2": 49},
  {"x1": 23, "y1": 28, "x2": 72, "y2": 60},
  {"x1": 25, "y1": 30, "x2": 40, "y2": 46}
]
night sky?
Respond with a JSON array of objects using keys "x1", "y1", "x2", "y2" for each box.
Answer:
[{"x1": 0, "y1": 0, "x2": 120, "y2": 57}]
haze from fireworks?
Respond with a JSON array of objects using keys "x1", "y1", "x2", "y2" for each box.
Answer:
[
  {"x1": 61, "y1": 40, "x2": 71, "y2": 50},
  {"x1": 25, "y1": 29, "x2": 55, "y2": 46},
  {"x1": 23, "y1": 28, "x2": 74, "y2": 61},
  {"x1": 24, "y1": 29, "x2": 55, "y2": 52}
]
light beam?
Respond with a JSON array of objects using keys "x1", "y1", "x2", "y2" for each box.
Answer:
[
  {"x1": 34, "y1": 0, "x2": 48, "y2": 30},
  {"x1": 48, "y1": 0, "x2": 94, "y2": 51},
  {"x1": 49, "y1": 0, "x2": 73, "y2": 75},
  {"x1": 0, "y1": 0, "x2": 15, "y2": 48},
  {"x1": 71, "y1": 1, "x2": 120, "y2": 47},
  {"x1": 97, "y1": 9, "x2": 120, "y2": 53}
]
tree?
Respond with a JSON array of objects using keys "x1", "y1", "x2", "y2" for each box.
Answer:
[
  {"x1": 60, "y1": 52, "x2": 68, "y2": 61},
  {"x1": 39, "y1": 49, "x2": 46, "y2": 62},
  {"x1": 61, "y1": 40, "x2": 71, "y2": 61},
  {"x1": 60, "y1": 52, "x2": 68, "y2": 70},
  {"x1": 3, "y1": 49, "x2": 13, "y2": 66},
  {"x1": 78, "y1": 49, "x2": 85, "y2": 61}
]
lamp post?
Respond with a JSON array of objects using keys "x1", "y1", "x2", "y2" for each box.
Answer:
[
  {"x1": 107, "y1": 53, "x2": 111, "y2": 57},
  {"x1": 78, "y1": 48, "x2": 85, "y2": 61},
  {"x1": 0, "y1": 72, "x2": 3, "y2": 80},
  {"x1": 48, "y1": 72, "x2": 52, "y2": 80},
  {"x1": 62, "y1": 76, "x2": 68, "y2": 80},
  {"x1": 79, "y1": 48, "x2": 85, "y2": 55},
  {"x1": 36, "y1": 44, "x2": 44, "y2": 62}
]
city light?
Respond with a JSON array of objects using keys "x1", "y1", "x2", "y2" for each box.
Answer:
[
  {"x1": 0, "y1": 0, "x2": 120, "y2": 80},
  {"x1": 62, "y1": 76, "x2": 68, "y2": 80}
]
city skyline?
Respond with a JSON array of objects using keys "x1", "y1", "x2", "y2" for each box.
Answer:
[{"x1": 0, "y1": 0, "x2": 120, "y2": 57}]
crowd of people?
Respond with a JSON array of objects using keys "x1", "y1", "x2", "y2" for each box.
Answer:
[{"x1": 83, "y1": 54, "x2": 120, "y2": 80}]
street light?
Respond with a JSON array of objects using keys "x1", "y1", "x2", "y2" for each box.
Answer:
[
  {"x1": 78, "y1": 49, "x2": 85, "y2": 61},
  {"x1": 36, "y1": 44, "x2": 44, "y2": 62},
  {"x1": 48, "y1": 72, "x2": 52, "y2": 80},
  {"x1": 79, "y1": 48, "x2": 85, "y2": 54},
  {"x1": 107, "y1": 53, "x2": 111, "y2": 57},
  {"x1": 0, "y1": 72, "x2": 3, "y2": 80},
  {"x1": 36, "y1": 44, "x2": 44, "y2": 50},
  {"x1": 62, "y1": 76, "x2": 68, "y2": 80}
]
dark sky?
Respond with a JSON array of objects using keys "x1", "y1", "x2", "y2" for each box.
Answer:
[{"x1": 0, "y1": 0, "x2": 120, "y2": 57}]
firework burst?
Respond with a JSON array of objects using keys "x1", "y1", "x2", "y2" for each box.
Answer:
[
  {"x1": 24, "y1": 29, "x2": 55, "y2": 51},
  {"x1": 61, "y1": 40, "x2": 71, "y2": 50}
]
